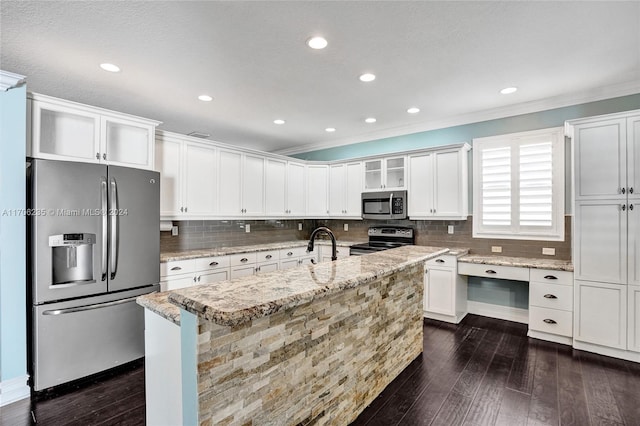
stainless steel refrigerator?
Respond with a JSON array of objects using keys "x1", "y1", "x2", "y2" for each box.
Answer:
[{"x1": 28, "y1": 158, "x2": 160, "y2": 391}]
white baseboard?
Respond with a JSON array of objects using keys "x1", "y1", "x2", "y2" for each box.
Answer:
[
  {"x1": 528, "y1": 330, "x2": 572, "y2": 346},
  {"x1": 573, "y1": 340, "x2": 640, "y2": 363},
  {"x1": 467, "y1": 301, "x2": 529, "y2": 324},
  {"x1": 0, "y1": 375, "x2": 30, "y2": 406}
]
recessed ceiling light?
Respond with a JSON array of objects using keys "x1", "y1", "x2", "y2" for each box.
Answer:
[
  {"x1": 407, "y1": 107, "x2": 420, "y2": 114},
  {"x1": 99, "y1": 63, "x2": 120, "y2": 73},
  {"x1": 273, "y1": 119, "x2": 285, "y2": 125},
  {"x1": 365, "y1": 117, "x2": 377, "y2": 123},
  {"x1": 307, "y1": 36, "x2": 328, "y2": 49},
  {"x1": 198, "y1": 95, "x2": 213, "y2": 102},
  {"x1": 359, "y1": 73, "x2": 376, "y2": 82},
  {"x1": 325, "y1": 127, "x2": 336, "y2": 133},
  {"x1": 500, "y1": 87, "x2": 518, "y2": 94}
]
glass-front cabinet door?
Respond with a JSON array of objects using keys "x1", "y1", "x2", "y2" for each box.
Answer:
[
  {"x1": 364, "y1": 159, "x2": 383, "y2": 190},
  {"x1": 384, "y1": 156, "x2": 406, "y2": 189},
  {"x1": 103, "y1": 116, "x2": 155, "y2": 169}
]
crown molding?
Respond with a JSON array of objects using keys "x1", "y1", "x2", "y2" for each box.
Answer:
[
  {"x1": 0, "y1": 70, "x2": 26, "y2": 91},
  {"x1": 274, "y1": 80, "x2": 640, "y2": 156}
]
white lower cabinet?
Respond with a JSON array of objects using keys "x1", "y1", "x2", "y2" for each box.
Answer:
[
  {"x1": 423, "y1": 255, "x2": 467, "y2": 323},
  {"x1": 574, "y1": 280, "x2": 627, "y2": 350},
  {"x1": 160, "y1": 256, "x2": 230, "y2": 291},
  {"x1": 527, "y1": 269, "x2": 573, "y2": 344},
  {"x1": 628, "y1": 285, "x2": 640, "y2": 352}
]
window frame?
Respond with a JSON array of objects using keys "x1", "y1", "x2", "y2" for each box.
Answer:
[{"x1": 472, "y1": 127, "x2": 565, "y2": 241}]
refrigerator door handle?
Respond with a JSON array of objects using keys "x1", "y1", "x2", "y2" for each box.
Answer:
[
  {"x1": 42, "y1": 295, "x2": 139, "y2": 315},
  {"x1": 101, "y1": 177, "x2": 108, "y2": 281},
  {"x1": 109, "y1": 177, "x2": 119, "y2": 280}
]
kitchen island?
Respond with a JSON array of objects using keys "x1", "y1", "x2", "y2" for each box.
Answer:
[{"x1": 138, "y1": 245, "x2": 447, "y2": 425}]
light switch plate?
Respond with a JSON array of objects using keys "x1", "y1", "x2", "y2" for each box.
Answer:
[
  {"x1": 298, "y1": 223, "x2": 303, "y2": 231},
  {"x1": 447, "y1": 225, "x2": 454, "y2": 234},
  {"x1": 542, "y1": 247, "x2": 556, "y2": 256},
  {"x1": 344, "y1": 223, "x2": 349, "y2": 231},
  {"x1": 171, "y1": 226, "x2": 178, "y2": 236},
  {"x1": 245, "y1": 224, "x2": 250, "y2": 233},
  {"x1": 491, "y1": 246, "x2": 502, "y2": 253}
]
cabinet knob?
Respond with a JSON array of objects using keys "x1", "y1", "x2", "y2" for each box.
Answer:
[
  {"x1": 630, "y1": 187, "x2": 634, "y2": 194},
  {"x1": 103, "y1": 153, "x2": 107, "y2": 160},
  {"x1": 622, "y1": 204, "x2": 627, "y2": 211},
  {"x1": 543, "y1": 294, "x2": 557, "y2": 299},
  {"x1": 197, "y1": 276, "x2": 201, "y2": 282},
  {"x1": 180, "y1": 207, "x2": 184, "y2": 212},
  {"x1": 631, "y1": 204, "x2": 634, "y2": 211},
  {"x1": 622, "y1": 187, "x2": 626, "y2": 194},
  {"x1": 184, "y1": 207, "x2": 187, "y2": 213},
  {"x1": 193, "y1": 276, "x2": 197, "y2": 282},
  {"x1": 543, "y1": 319, "x2": 557, "y2": 324},
  {"x1": 96, "y1": 152, "x2": 100, "y2": 160},
  {"x1": 255, "y1": 266, "x2": 260, "y2": 272}
]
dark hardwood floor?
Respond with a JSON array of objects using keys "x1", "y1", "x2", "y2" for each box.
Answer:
[{"x1": 3, "y1": 314, "x2": 640, "y2": 425}]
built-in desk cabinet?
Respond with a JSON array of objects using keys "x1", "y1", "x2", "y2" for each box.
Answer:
[
  {"x1": 423, "y1": 255, "x2": 467, "y2": 323},
  {"x1": 29, "y1": 93, "x2": 160, "y2": 170}
]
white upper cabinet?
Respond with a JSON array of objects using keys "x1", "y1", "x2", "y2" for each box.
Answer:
[
  {"x1": 408, "y1": 144, "x2": 469, "y2": 220},
  {"x1": 286, "y1": 161, "x2": 306, "y2": 216},
  {"x1": 29, "y1": 93, "x2": 159, "y2": 169},
  {"x1": 363, "y1": 156, "x2": 406, "y2": 191},
  {"x1": 329, "y1": 162, "x2": 362, "y2": 217},
  {"x1": 265, "y1": 158, "x2": 287, "y2": 216},
  {"x1": 217, "y1": 150, "x2": 265, "y2": 217},
  {"x1": 306, "y1": 164, "x2": 329, "y2": 217},
  {"x1": 155, "y1": 132, "x2": 217, "y2": 218}
]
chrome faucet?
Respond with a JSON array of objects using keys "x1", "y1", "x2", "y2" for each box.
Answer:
[{"x1": 307, "y1": 226, "x2": 337, "y2": 262}]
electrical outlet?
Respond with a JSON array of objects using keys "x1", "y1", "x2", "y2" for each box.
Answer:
[
  {"x1": 298, "y1": 223, "x2": 302, "y2": 231},
  {"x1": 542, "y1": 247, "x2": 556, "y2": 256},
  {"x1": 171, "y1": 226, "x2": 178, "y2": 236},
  {"x1": 344, "y1": 223, "x2": 349, "y2": 231},
  {"x1": 447, "y1": 225, "x2": 454, "y2": 234},
  {"x1": 491, "y1": 246, "x2": 502, "y2": 253},
  {"x1": 245, "y1": 224, "x2": 250, "y2": 233}
]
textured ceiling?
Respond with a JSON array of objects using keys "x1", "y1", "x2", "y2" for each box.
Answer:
[{"x1": 2, "y1": 1, "x2": 639, "y2": 153}]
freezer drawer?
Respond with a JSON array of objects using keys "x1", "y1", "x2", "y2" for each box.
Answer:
[{"x1": 32, "y1": 285, "x2": 158, "y2": 391}]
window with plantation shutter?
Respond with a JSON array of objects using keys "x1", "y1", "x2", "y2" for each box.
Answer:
[{"x1": 473, "y1": 127, "x2": 564, "y2": 240}]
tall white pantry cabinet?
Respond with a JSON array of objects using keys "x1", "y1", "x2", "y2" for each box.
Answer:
[{"x1": 571, "y1": 110, "x2": 640, "y2": 360}]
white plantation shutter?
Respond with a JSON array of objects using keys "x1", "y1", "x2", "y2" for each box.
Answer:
[{"x1": 473, "y1": 128, "x2": 564, "y2": 240}]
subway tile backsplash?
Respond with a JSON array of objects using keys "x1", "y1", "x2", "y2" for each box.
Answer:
[{"x1": 161, "y1": 216, "x2": 572, "y2": 261}]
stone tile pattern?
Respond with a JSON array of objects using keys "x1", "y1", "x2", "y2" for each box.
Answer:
[
  {"x1": 161, "y1": 216, "x2": 571, "y2": 260},
  {"x1": 194, "y1": 263, "x2": 424, "y2": 425}
]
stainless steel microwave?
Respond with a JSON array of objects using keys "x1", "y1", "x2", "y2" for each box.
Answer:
[{"x1": 361, "y1": 190, "x2": 408, "y2": 220}]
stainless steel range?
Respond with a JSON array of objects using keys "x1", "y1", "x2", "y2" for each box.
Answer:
[{"x1": 350, "y1": 226, "x2": 415, "y2": 256}]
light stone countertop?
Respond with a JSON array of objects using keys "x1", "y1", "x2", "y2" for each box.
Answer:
[
  {"x1": 156, "y1": 245, "x2": 448, "y2": 327},
  {"x1": 137, "y1": 291, "x2": 181, "y2": 325},
  {"x1": 160, "y1": 239, "x2": 365, "y2": 262},
  {"x1": 458, "y1": 254, "x2": 573, "y2": 272}
]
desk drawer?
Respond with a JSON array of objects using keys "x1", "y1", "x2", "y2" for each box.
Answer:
[
  {"x1": 426, "y1": 255, "x2": 456, "y2": 268},
  {"x1": 529, "y1": 306, "x2": 573, "y2": 337},
  {"x1": 530, "y1": 282, "x2": 573, "y2": 311},
  {"x1": 530, "y1": 269, "x2": 573, "y2": 286},
  {"x1": 457, "y1": 262, "x2": 529, "y2": 281}
]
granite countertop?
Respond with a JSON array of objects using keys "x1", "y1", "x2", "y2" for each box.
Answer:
[
  {"x1": 137, "y1": 291, "x2": 181, "y2": 325},
  {"x1": 160, "y1": 239, "x2": 365, "y2": 262},
  {"x1": 458, "y1": 254, "x2": 573, "y2": 272},
  {"x1": 142, "y1": 245, "x2": 448, "y2": 327},
  {"x1": 445, "y1": 248, "x2": 469, "y2": 257}
]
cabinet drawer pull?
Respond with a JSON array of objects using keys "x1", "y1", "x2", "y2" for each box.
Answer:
[
  {"x1": 193, "y1": 276, "x2": 197, "y2": 282},
  {"x1": 435, "y1": 259, "x2": 445, "y2": 263},
  {"x1": 170, "y1": 266, "x2": 182, "y2": 271},
  {"x1": 103, "y1": 153, "x2": 107, "y2": 160},
  {"x1": 265, "y1": 255, "x2": 272, "y2": 259},
  {"x1": 485, "y1": 269, "x2": 497, "y2": 274},
  {"x1": 96, "y1": 152, "x2": 100, "y2": 160},
  {"x1": 543, "y1": 294, "x2": 557, "y2": 299},
  {"x1": 197, "y1": 276, "x2": 201, "y2": 282},
  {"x1": 631, "y1": 204, "x2": 634, "y2": 211},
  {"x1": 209, "y1": 261, "x2": 219, "y2": 266},
  {"x1": 240, "y1": 258, "x2": 248, "y2": 263},
  {"x1": 622, "y1": 187, "x2": 626, "y2": 194},
  {"x1": 622, "y1": 204, "x2": 627, "y2": 211},
  {"x1": 631, "y1": 187, "x2": 634, "y2": 194},
  {"x1": 543, "y1": 319, "x2": 557, "y2": 324},
  {"x1": 287, "y1": 252, "x2": 293, "y2": 256},
  {"x1": 543, "y1": 275, "x2": 557, "y2": 280}
]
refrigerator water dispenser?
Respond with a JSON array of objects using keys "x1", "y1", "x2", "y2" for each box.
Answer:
[{"x1": 49, "y1": 233, "x2": 96, "y2": 285}]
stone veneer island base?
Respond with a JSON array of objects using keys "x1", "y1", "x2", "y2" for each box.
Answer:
[{"x1": 139, "y1": 245, "x2": 447, "y2": 425}]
